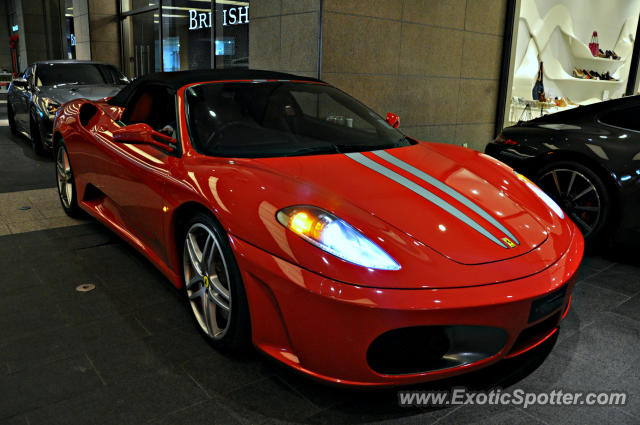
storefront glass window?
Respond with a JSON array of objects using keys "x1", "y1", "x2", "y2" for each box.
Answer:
[
  {"x1": 64, "y1": 0, "x2": 75, "y2": 59},
  {"x1": 122, "y1": 1, "x2": 249, "y2": 76},
  {"x1": 162, "y1": 0, "x2": 213, "y2": 71},
  {"x1": 122, "y1": 11, "x2": 161, "y2": 78},
  {"x1": 213, "y1": 1, "x2": 249, "y2": 68},
  {"x1": 503, "y1": 0, "x2": 640, "y2": 127},
  {"x1": 122, "y1": 0, "x2": 160, "y2": 13}
]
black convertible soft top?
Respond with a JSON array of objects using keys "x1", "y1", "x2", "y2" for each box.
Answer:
[{"x1": 108, "y1": 69, "x2": 322, "y2": 107}]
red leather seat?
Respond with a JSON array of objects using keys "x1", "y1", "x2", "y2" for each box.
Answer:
[{"x1": 128, "y1": 93, "x2": 153, "y2": 123}]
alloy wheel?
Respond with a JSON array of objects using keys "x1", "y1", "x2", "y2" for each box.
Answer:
[
  {"x1": 538, "y1": 168, "x2": 601, "y2": 237},
  {"x1": 56, "y1": 146, "x2": 73, "y2": 209},
  {"x1": 183, "y1": 222, "x2": 232, "y2": 340}
]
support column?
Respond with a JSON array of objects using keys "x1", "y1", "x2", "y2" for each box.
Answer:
[
  {"x1": 88, "y1": 0, "x2": 119, "y2": 67},
  {"x1": 72, "y1": 0, "x2": 90, "y2": 59},
  {"x1": 249, "y1": 0, "x2": 322, "y2": 79}
]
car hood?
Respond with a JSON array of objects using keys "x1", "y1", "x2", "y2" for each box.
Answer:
[
  {"x1": 253, "y1": 142, "x2": 565, "y2": 265},
  {"x1": 37, "y1": 84, "x2": 123, "y2": 104}
]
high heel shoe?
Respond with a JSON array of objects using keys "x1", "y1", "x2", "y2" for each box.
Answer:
[
  {"x1": 555, "y1": 97, "x2": 567, "y2": 107},
  {"x1": 605, "y1": 50, "x2": 620, "y2": 60},
  {"x1": 589, "y1": 70, "x2": 601, "y2": 80}
]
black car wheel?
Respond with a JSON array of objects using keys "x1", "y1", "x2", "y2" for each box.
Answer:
[
  {"x1": 56, "y1": 140, "x2": 81, "y2": 217},
  {"x1": 7, "y1": 104, "x2": 18, "y2": 135},
  {"x1": 181, "y1": 212, "x2": 251, "y2": 351},
  {"x1": 536, "y1": 161, "x2": 610, "y2": 243},
  {"x1": 30, "y1": 110, "x2": 46, "y2": 156}
]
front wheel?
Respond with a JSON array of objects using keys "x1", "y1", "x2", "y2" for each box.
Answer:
[
  {"x1": 56, "y1": 140, "x2": 81, "y2": 217},
  {"x1": 182, "y1": 212, "x2": 251, "y2": 351},
  {"x1": 536, "y1": 161, "x2": 610, "y2": 244}
]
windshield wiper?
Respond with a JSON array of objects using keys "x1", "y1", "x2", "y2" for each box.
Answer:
[
  {"x1": 334, "y1": 143, "x2": 394, "y2": 153},
  {"x1": 284, "y1": 145, "x2": 341, "y2": 157}
]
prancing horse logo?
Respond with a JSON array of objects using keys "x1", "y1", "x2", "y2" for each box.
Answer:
[
  {"x1": 203, "y1": 275, "x2": 210, "y2": 287},
  {"x1": 502, "y1": 237, "x2": 517, "y2": 248}
]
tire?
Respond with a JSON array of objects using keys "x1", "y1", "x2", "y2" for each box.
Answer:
[
  {"x1": 7, "y1": 104, "x2": 18, "y2": 136},
  {"x1": 181, "y1": 212, "x2": 251, "y2": 351},
  {"x1": 535, "y1": 161, "x2": 610, "y2": 244},
  {"x1": 30, "y1": 111, "x2": 46, "y2": 156},
  {"x1": 55, "y1": 140, "x2": 81, "y2": 217}
]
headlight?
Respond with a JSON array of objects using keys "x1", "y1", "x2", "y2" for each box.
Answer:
[
  {"x1": 42, "y1": 98, "x2": 60, "y2": 115},
  {"x1": 276, "y1": 205, "x2": 401, "y2": 270},
  {"x1": 515, "y1": 173, "x2": 565, "y2": 219}
]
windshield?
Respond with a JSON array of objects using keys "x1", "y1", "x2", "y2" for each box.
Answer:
[
  {"x1": 36, "y1": 63, "x2": 127, "y2": 87},
  {"x1": 184, "y1": 82, "x2": 413, "y2": 158}
]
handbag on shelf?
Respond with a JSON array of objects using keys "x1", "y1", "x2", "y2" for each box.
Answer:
[
  {"x1": 532, "y1": 61, "x2": 545, "y2": 101},
  {"x1": 589, "y1": 31, "x2": 599, "y2": 57}
]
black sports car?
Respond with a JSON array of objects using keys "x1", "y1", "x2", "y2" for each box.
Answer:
[
  {"x1": 7, "y1": 60, "x2": 128, "y2": 154},
  {"x1": 486, "y1": 95, "x2": 640, "y2": 246}
]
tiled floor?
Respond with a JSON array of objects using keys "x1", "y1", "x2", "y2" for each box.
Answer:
[
  {"x1": 0, "y1": 188, "x2": 88, "y2": 235},
  {"x1": 1, "y1": 119, "x2": 640, "y2": 424},
  {"x1": 0, "y1": 113, "x2": 88, "y2": 235}
]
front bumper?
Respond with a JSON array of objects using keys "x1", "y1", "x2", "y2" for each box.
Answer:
[{"x1": 229, "y1": 226, "x2": 583, "y2": 387}]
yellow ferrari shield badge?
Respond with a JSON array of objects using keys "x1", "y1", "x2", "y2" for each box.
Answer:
[
  {"x1": 502, "y1": 237, "x2": 517, "y2": 248},
  {"x1": 203, "y1": 275, "x2": 210, "y2": 287}
]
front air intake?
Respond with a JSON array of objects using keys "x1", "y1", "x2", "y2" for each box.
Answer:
[{"x1": 367, "y1": 325, "x2": 507, "y2": 375}]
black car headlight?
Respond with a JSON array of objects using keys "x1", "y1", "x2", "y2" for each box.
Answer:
[{"x1": 42, "y1": 98, "x2": 61, "y2": 115}]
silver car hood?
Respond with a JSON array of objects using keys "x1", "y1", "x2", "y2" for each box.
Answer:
[{"x1": 37, "y1": 84, "x2": 124, "y2": 104}]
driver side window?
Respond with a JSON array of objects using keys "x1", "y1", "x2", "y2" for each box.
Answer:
[{"x1": 122, "y1": 85, "x2": 177, "y2": 138}]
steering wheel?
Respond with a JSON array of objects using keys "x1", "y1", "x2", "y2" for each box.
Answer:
[{"x1": 204, "y1": 121, "x2": 243, "y2": 147}]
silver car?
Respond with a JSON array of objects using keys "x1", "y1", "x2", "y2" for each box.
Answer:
[{"x1": 7, "y1": 60, "x2": 128, "y2": 155}]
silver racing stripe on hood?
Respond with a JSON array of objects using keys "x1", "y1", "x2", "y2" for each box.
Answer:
[
  {"x1": 371, "y1": 149, "x2": 520, "y2": 245},
  {"x1": 345, "y1": 152, "x2": 511, "y2": 249}
]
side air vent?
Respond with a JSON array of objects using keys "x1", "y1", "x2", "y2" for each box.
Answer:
[{"x1": 79, "y1": 103, "x2": 99, "y2": 127}]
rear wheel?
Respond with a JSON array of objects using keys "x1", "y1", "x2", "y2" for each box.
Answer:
[
  {"x1": 56, "y1": 140, "x2": 81, "y2": 217},
  {"x1": 7, "y1": 104, "x2": 18, "y2": 135},
  {"x1": 536, "y1": 161, "x2": 610, "y2": 243},
  {"x1": 30, "y1": 111, "x2": 45, "y2": 155},
  {"x1": 181, "y1": 212, "x2": 250, "y2": 351}
]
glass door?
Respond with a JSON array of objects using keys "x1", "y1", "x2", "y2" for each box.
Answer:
[{"x1": 122, "y1": 10, "x2": 161, "y2": 79}]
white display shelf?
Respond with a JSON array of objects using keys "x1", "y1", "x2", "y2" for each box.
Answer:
[
  {"x1": 565, "y1": 77, "x2": 624, "y2": 83},
  {"x1": 578, "y1": 56, "x2": 624, "y2": 63},
  {"x1": 570, "y1": 41, "x2": 626, "y2": 63},
  {"x1": 513, "y1": 0, "x2": 636, "y2": 106},
  {"x1": 574, "y1": 55, "x2": 625, "y2": 74}
]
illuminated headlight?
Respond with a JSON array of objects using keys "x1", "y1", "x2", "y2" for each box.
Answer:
[
  {"x1": 42, "y1": 98, "x2": 60, "y2": 115},
  {"x1": 515, "y1": 173, "x2": 565, "y2": 219},
  {"x1": 276, "y1": 205, "x2": 401, "y2": 270}
]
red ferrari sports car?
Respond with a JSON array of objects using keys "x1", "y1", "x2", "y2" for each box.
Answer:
[{"x1": 53, "y1": 70, "x2": 583, "y2": 386}]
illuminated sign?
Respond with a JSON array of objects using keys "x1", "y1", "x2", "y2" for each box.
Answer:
[{"x1": 188, "y1": 6, "x2": 249, "y2": 30}]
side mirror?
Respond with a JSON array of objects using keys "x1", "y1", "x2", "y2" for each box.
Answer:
[
  {"x1": 112, "y1": 123, "x2": 176, "y2": 153},
  {"x1": 386, "y1": 112, "x2": 400, "y2": 129},
  {"x1": 12, "y1": 78, "x2": 28, "y2": 88}
]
